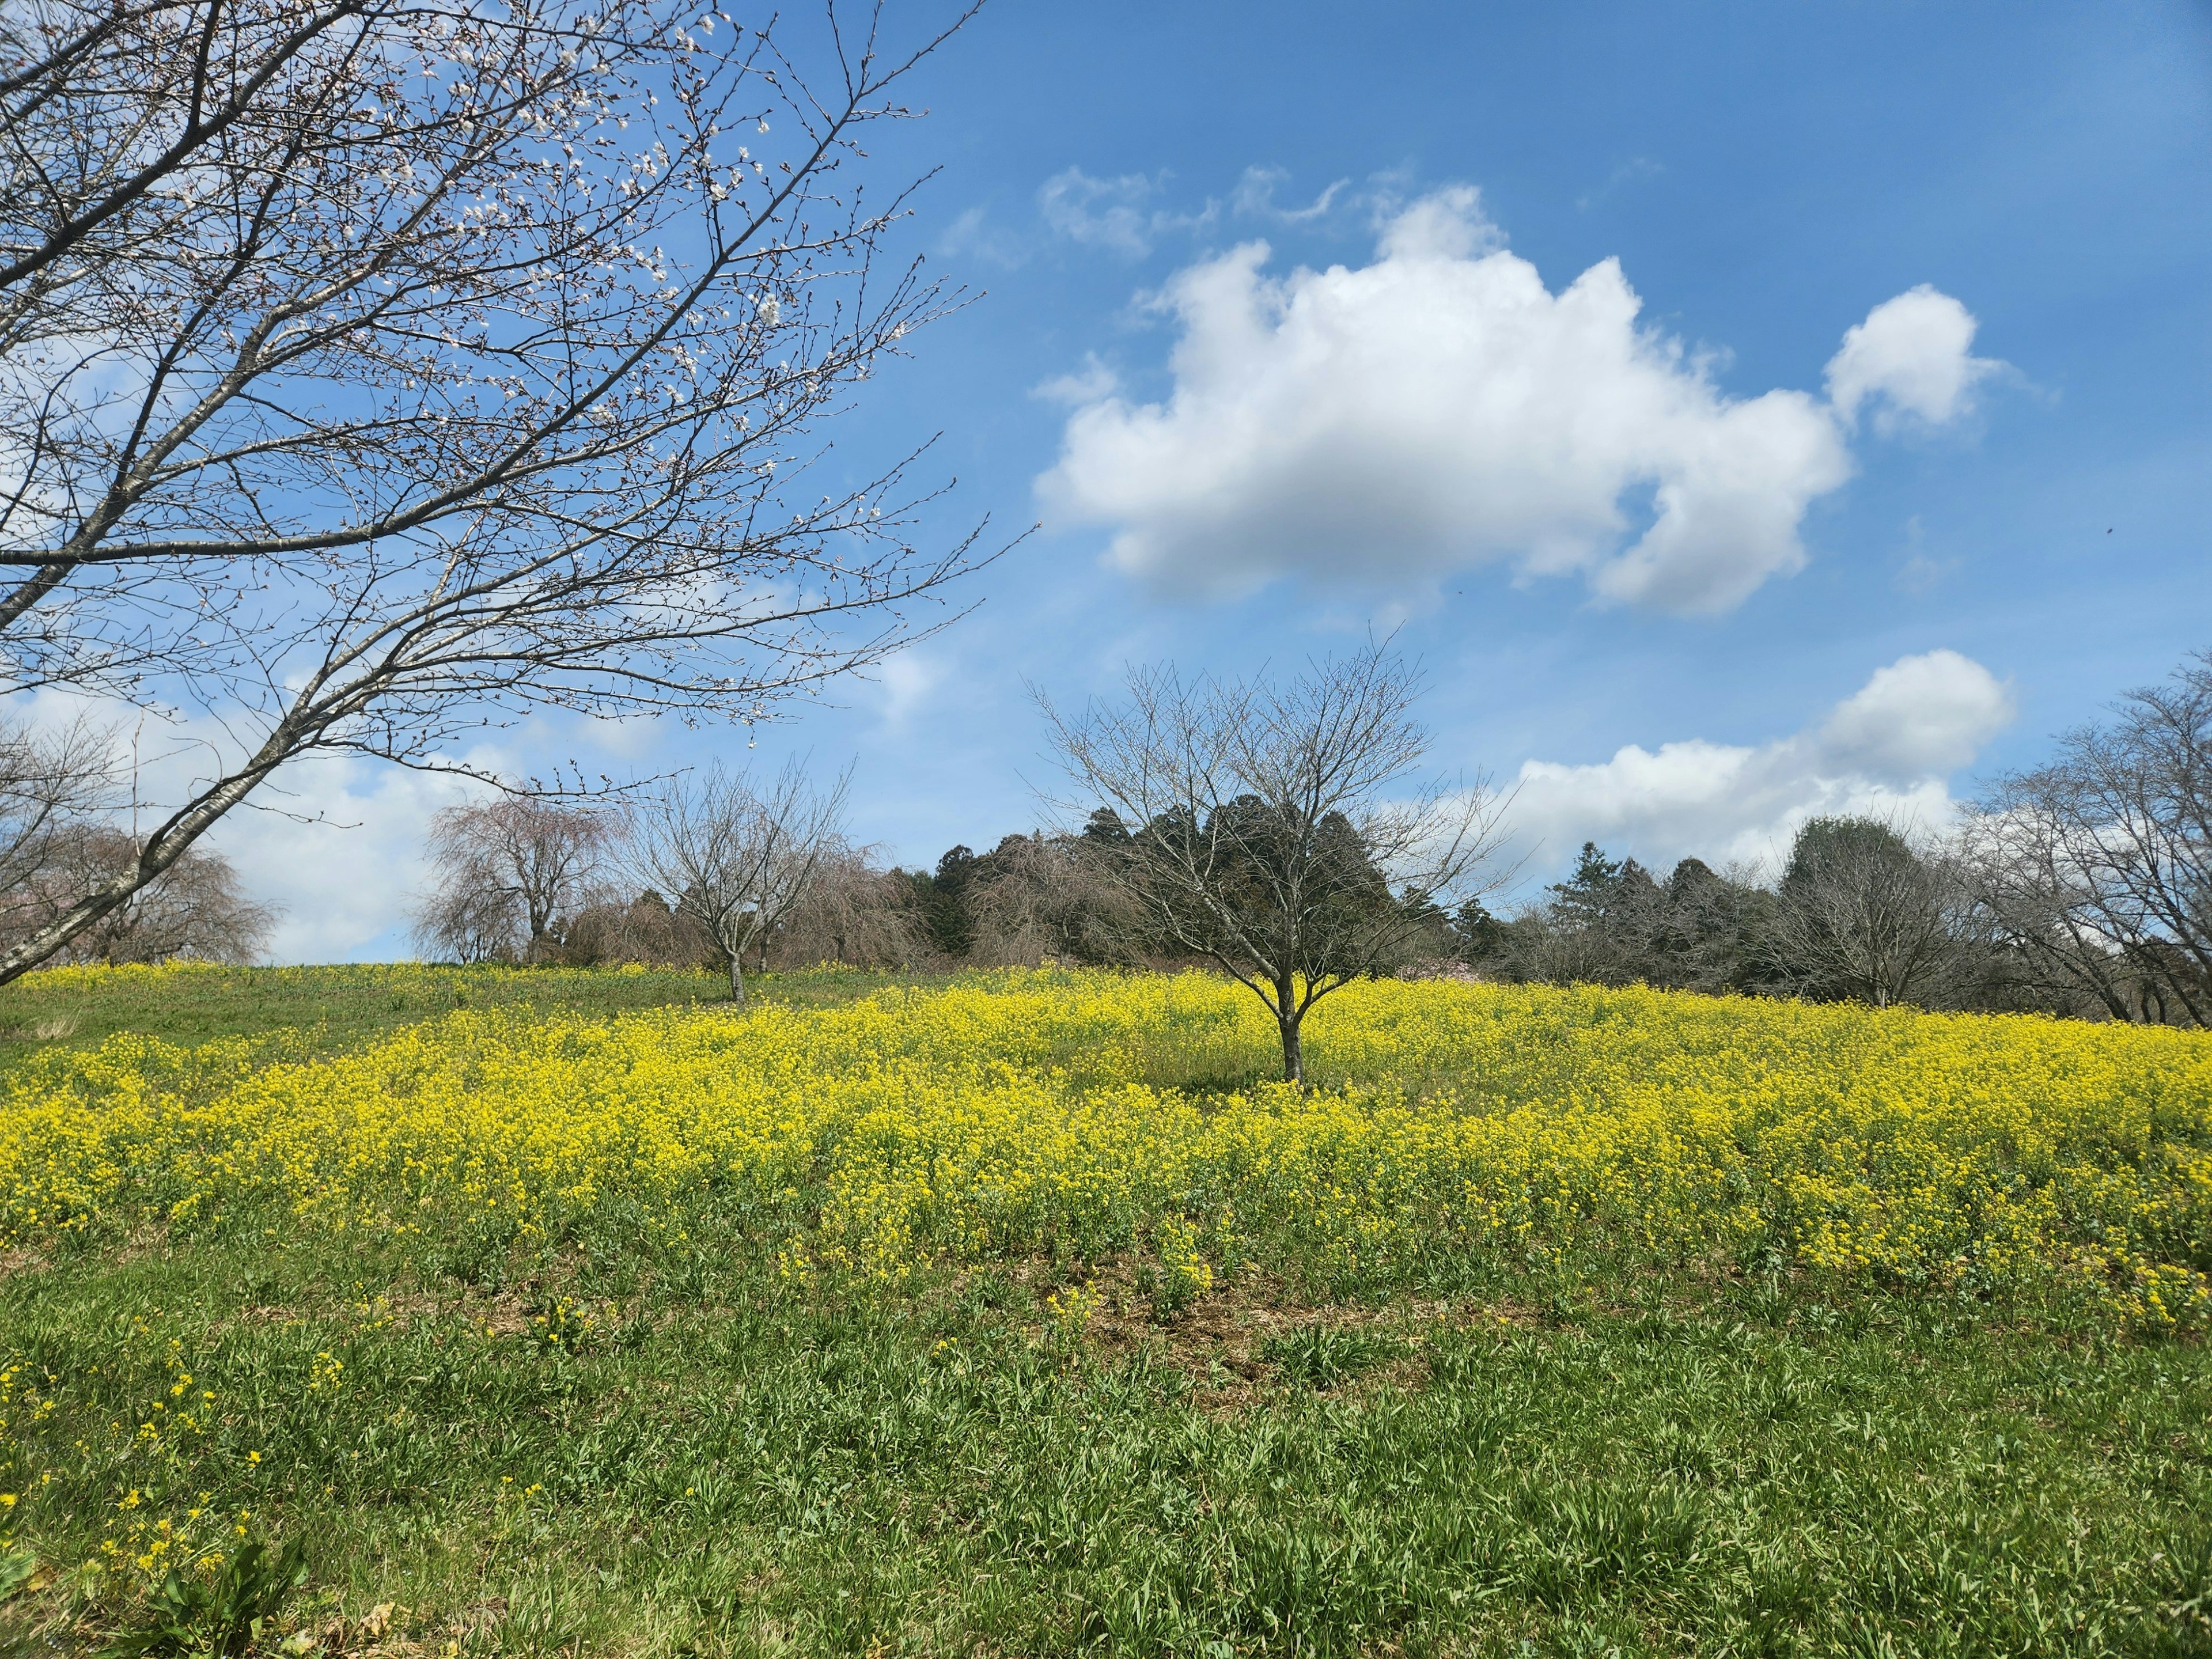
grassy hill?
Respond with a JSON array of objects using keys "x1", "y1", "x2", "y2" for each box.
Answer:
[
  {"x1": 0, "y1": 966, "x2": 2206, "y2": 1656},
  {"x1": 0, "y1": 961, "x2": 923, "y2": 1065}
]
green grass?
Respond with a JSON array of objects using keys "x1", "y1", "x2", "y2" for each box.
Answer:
[
  {"x1": 1, "y1": 967, "x2": 2209, "y2": 1656},
  {"x1": 5, "y1": 1236, "x2": 2208, "y2": 1657},
  {"x1": 0, "y1": 962, "x2": 925, "y2": 1066}
]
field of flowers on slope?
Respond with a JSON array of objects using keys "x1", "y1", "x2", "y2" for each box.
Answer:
[
  {"x1": 5, "y1": 970, "x2": 2207, "y2": 1328},
  {"x1": 3, "y1": 968, "x2": 2211, "y2": 1656}
]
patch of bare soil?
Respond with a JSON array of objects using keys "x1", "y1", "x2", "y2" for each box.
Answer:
[{"x1": 990, "y1": 1254, "x2": 1545, "y2": 1412}]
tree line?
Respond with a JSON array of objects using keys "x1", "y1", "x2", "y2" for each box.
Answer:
[
  {"x1": 7, "y1": 630, "x2": 2205, "y2": 1057},
  {"x1": 1463, "y1": 649, "x2": 2212, "y2": 1028},
  {"x1": 403, "y1": 644, "x2": 2212, "y2": 1084}
]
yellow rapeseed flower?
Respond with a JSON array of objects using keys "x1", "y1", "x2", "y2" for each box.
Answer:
[{"x1": 0, "y1": 969, "x2": 2203, "y2": 1329}]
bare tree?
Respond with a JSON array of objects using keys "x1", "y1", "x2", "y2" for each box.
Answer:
[
  {"x1": 1761, "y1": 816, "x2": 1960, "y2": 1009},
  {"x1": 962, "y1": 830, "x2": 1140, "y2": 967},
  {"x1": 0, "y1": 0, "x2": 992, "y2": 984},
  {"x1": 559, "y1": 884, "x2": 717, "y2": 968},
  {"x1": 1041, "y1": 644, "x2": 1508, "y2": 1085},
  {"x1": 629, "y1": 757, "x2": 848, "y2": 1001},
  {"x1": 0, "y1": 711, "x2": 119, "y2": 901},
  {"x1": 1962, "y1": 652, "x2": 2212, "y2": 1027},
  {"x1": 411, "y1": 793, "x2": 615, "y2": 963},
  {"x1": 2, "y1": 824, "x2": 275, "y2": 963},
  {"x1": 767, "y1": 842, "x2": 923, "y2": 967}
]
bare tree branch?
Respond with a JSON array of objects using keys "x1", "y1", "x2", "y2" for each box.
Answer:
[
  {"x1": 0, "y1": 0, "x2": 994, "y2": 982},
  {"x1": 627, "y1": 755, "x2": 849, "y2": 1001},
  {"x1": 1962, "y1": 651, "x2": 2212, "y2": 1027}
]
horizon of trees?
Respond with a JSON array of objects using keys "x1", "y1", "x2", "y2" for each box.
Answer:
[
  {"x1": 400, "y1": 647, "x2": 2211, "y2": 1032},
  {"x1": 12, "y1": 638, "x2": 2196, "y2": 1025}
]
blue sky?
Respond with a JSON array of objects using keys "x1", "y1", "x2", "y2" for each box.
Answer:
[{"x1": 225, "y1": 1, "x2": 2212, "y2": 960}]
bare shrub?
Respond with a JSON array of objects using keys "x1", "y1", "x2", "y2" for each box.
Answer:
[
  {"x1": 559, "y1": 888, "x2": 719, "y2": 971},
  {"x1": 963, "y1": 832, "x2": 1142, "y2": 968},
  {"x1": 764, "y1": 846, "x2": 926, "y2": 970}
]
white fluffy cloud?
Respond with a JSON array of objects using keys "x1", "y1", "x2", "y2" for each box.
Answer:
[
  {"x1": 199, "y1": 754, "x2": 484, "y2": 962},
  {"x1": 1499, "y1": 649, "x2": 2014, "y2": 878},
  {"x1": 1039, "y1": 187, "x2": 1998, "y2": 613},
  {"x1": 1825, "y1": 285, "x2": 2003, "y2": 430}
]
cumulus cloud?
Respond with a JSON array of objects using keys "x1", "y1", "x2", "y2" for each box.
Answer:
[
  {"x1": 1498, "y1": 649, "x2": 2014, "y2": 878},
  {"x1": 1039, "y1": 187, "x2": 1994, "y2": 613},
  {"x1": 202, "y1": 753, "x2": 484, "y2": 961},
  {"x1": 1825, "y1": 284, "x2": 2003, "y2": 430}
]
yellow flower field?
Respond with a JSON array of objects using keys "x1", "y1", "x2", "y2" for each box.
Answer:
[{"x1": 3, "y1": 971, "x2": 2207, "y2": 1327}]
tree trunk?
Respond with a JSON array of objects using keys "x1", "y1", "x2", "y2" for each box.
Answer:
[
  {"x1": 728, "y1": 953, "x2": 747, "y2": 1004},
  {"x1": 1278, "y1": 1011, "x2": 1304, "y2": 1087}
]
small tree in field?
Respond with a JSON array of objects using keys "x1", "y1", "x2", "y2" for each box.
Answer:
[
  {"x1": 412, "y1": 795, "x2": 615, "y2": 963},
  {"x1": 629, "y1": 759, "x2": 849, "y2": 1002},
  {"x1": 1041, "y1": 644, "x2": 1507, "y2": 1085}
]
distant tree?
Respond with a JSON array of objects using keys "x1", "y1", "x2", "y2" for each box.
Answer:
[
  {"x1": 963, "y1": 831, "x2": 1142, "y2": 967},
  {"x1": 629, "y1": 760, "x2": 850, "y2": 1002},
  {"x1": 1082, "y1": 807, "x2": 1133, "y2": 846},
  {"x1": 0, "y1": 713, "x2": 118, "y2": 904},
  {"x1": 1392, "y1": 886, "x2": 1461, "y2": 966},
  {"x1": 11, "y1": 827, "x2": 274, "y2": 965},
  {"x1": 906, "y1": 844, "x2": 983, "y2": 959},
  {"x1": 1495, "y1": 843, "x2": 1665, "y2": 988},
  {"x1": 1962, "y1": 652, "x2": 2212, "y2": 1027},
  {"x1": 1041, "y1": 643, "x2": 1507, "y2": 1085},
  {"x1": 1647, "y1": 857, "x2": 1768, "y2": 994},
  {"x1": 1482, "y1": 845, "x2": 1770, "y2": 994},
  {"x1": 1549, "y1": 843, "x2": 1627, "y2": 926},
  {"x1": 0, "y1": 714, "x2": 276, "y2": 964},
  {"x1": 412, "y1": 797, "x2": 615, "y2": 964},
  {"x1": 555, "y1": 887, "x2": 725, "y2": 970},
  {"x1": 767, "y1": 848, "x2": 925, "y2": 969},
  {"x1": 1452, "y1": 897, "x2": 1514, "y2": 966},
  {"x1": 1762, "y1": 816, "x2": 1959, "y2": 1008}
]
